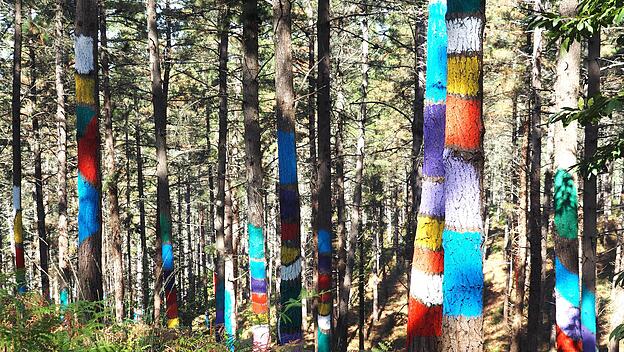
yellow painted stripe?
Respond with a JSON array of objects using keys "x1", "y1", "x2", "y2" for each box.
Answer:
[
  {"x1": 414, "y1": 216, "x2": 444, "y2": 251},
  {"x1": 318, "y1": 303, "x2": 332, "y2": 316},
  {"x1": 76, "y1": 74, "x2": 95, "y2": 105},
  {"x1": 167, "y1": 317, "x2": 180, "y2": 328},
  {"x1": 447, "y1": 56, "x2": 480, "y2": 97},
  {"x1": 281, "y1": 246, "x2": 300, "y2": 265},
  {"x1": 14, "y1": 212, "x2": 23, "y2": 244}
]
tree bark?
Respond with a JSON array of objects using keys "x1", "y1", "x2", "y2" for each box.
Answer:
[
  {"x1": 147, "y1": 0, "x2": 178, "y2": 327},
  {"x1": 124, "y1": 112, "x2": 134, "y2": 319},
  {"x1": 75, "y1": 0, "x2": 103, "y2": 303},
  {"x1": 552, "y1": 0, "x2": 582, "y2": 349},
  {"x1": 441, "y1": 1, "x2": 485, "y2": 350},
  {"x1": 316, "y1": 0, "x2": 332, "y2": 348},
  {"x1": 526, "y1": 1, "x2": 544, "y2": 348},
  {"x1": 581, "y1": 29, "x2": 600, "y2": 352},
  {"x1": 100, "y1": 3, "x2": 125, "y2": 322},
  {"x1": 136, "y1": 122, "x2": 148, "y2": 319}
]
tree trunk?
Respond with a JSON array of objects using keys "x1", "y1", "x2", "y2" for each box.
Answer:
[
  {"x1": 407, "y1": 0, "x2": 446, "y2": 350},
  {"x1": 609, "y1": 230, "x2": 624, "y2": 352},
  {"x1": 56, "y1": 0, "x2": 70, "y2": 309},
  {"x1": 316, "y1": 0, "x2": 332, "y2": 348},
  {"x1": 28, "y1": 22, "x2": 49, "y2": 300},
  {"x1": 100, "y1": 4, "x2": 125, "y2": 322},
  {"x1": 124, "y1": 112, "x2": 134, "y2": 319},
  {"x1": 136, "y1": 123, "x2": 148, "y2": 319},
  {"x1": 147, "y1": 0, "x2": 178, "y2": 327},
  {"x1": 273, "y1": 0, "x2": 304, "y2": 348},
  {"x1": 526, "y1": 2, "x2": 544, "y2": 348},
  {"x1": 214, "y1": 3, "x2": 231, "y2": 339},
  {"x1": 553, "y1": 0, "x2": 582, "y2": 349},
  {"x1": 441, "y1": 1, "x2": 485, "y2": 350},
  {"x1": 75, "y1": 0, "x2": 103, "y2": 303},
  {"x1": 581, "y1": 29, "x2": 600, "y2": 352}
]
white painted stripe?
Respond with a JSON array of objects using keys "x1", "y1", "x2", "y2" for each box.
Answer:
[
  {"x1": 447, "y1": 17, "x2": 482, "y2": 54},
  {"x1": 252, "y1": 324, "x2": 270, "y2": 346},
  {"x1": 12, "y1": 186, "x2": 20, "y2": 210},
  {"x1": 281, "y1": 258, "x2": 302, "y2": 281},
  {"x1": 317, "y1": 314, "x2": 331, "y2": 331},
  {"x1": 443, "y1": 149, "x2": 483, "y2": 232},
  {"x1": 409, "y1": 268, "x2": 443, "y2": 306},
  {"x1": 75, "y1": 35, "x2": 94, "y2": 74}
]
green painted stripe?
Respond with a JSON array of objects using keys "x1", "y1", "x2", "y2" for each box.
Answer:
[
  {"x1": 554, "y1": 169, "x2": 578, "y2": 240},
  {"x1": 447, "y1": 0, "x2": 482, "y2": 14}
]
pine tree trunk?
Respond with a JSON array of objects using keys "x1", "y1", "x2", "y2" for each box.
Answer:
[
  {"x1": 124, "y1": 112, "x2": 134, "y2": 319},
  {"x1": 581, "y1": 29, "x2": 600, "y2": 352},
  {"x1": 316, "y1": 0, "x2": 332, "y2": 348},
  {"x1": 553, "y1": 0, "x2": 582, "y2": 349},
  {"x1": 75, "y1": 0, "x2": 103, "y2": 303},
  {"x1": 136, "y1": 123, "x2": 148, "y2": 319},
  {"x1": 214, "y1": 3, "x2": 230, "y2": 339},
  {"x1": 100, "y1": 4, "x2": 125, "y2": 322},
  {"x1": 407, "y1": 0, "x2": 446, "y2": 350},
  {"x1": 441, "y1": 1, "x2": 485, "y2": 349},
  {"x1": 147, "y1": 0, "x2": 178, "y2": 327},
  {"x1": 609, "y1": 230, "x2": 624, "y2": 352},
  {"x1": 526, "y1": 2, "x2": 544, "y2": 347},
  {"x1": 29, "y1": 25, "x2": 49, "y2": 300},
  {"x1": 273, "y1": 0, "x2": 304, "y2": 348}
]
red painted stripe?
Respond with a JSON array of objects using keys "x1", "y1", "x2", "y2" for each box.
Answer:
[
  {"x1": 446, "y1": 95, "x2": 482, "y2": 151},
  {"x1": 556, "y1": 326, "x2": 582, "y2": 352},
  {"x1": 411, "y1": 247, "x2": 444, "y2": 274},
  {"x1": 318, "y1": 274, "x2": 331, "y2": 290},
  {"x1": 78, "y1": 117, "x2": 99, "y2": 184},
  {"x1": 252, "y1": 293, "x2": 267, "y2": 304},
  {"x1": 165, "y1": 288, "x2": 178, "y2": 319},
  {"x1": 281, "y1": 222, "x2": 299, "y2": 241},
  {"x1": 15, "y1": 247, "x2": 25, "y2": 268},
  {"x1": 407, "y1": 297, "x2": 442, "y2": 338}
]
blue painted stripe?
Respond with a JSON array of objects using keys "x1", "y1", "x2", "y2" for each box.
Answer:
[
  {"x1": 278, "y1": 130, "x2": 298, "y2": 185},
  {"x1": 279, "y1": 188, "x2": 298, "y2": 220},
  {"x1": 442, "y1": 229, "x2": 483, "y2": 317},
  {"x1": 248, "y1": 223, "x2": 265, "y2": 260},
  {"x1": 318, "y1": 229, "x2": 331, "y2": 254},
  {"x1": 424, "y1": 1, "x2": 447, "y2": 103},
  {"x1": 250, "y1": 260, "x2": 267, "y2": 280},
  {"x1": 581, "y1": 287, "x2": 596, "y2": 334},
  {"x1": 162, "y1": 243, "x2": 174, "y2": 271},
  {"x1": 77, "y1": 172, "x2": 100, "y2": 245},
  {"x1": 224, "y1": 289, "x2": 236, "y2": 336},
  {"x1": 555, "y1": 258, "x2": 580, "y2": 306}
]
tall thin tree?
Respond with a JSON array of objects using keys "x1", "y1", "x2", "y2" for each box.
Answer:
[
  {"x1": 552, "y1": 0, "x2": 582, "y2": 350},
  {"x1": 273, "y1": 0, "x2": 303, "y2": 348},
  {"x1": 441, "y1": 0, "x2": 485, "y2": 349},
  {"x1": 147, "y1": 0, "x2": 179, "y2": 327},
  {"x1": 75, "y1": 0, "x2": 103, "y2": 302},
  {"x1": 407, "y1": 0, "x2": 447, "y2": 350}
]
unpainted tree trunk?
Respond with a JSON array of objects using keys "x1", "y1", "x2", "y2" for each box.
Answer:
[
  {"x1": 124, "y1": 112, "x2": 134, "y2": 319},
  {"x1": 136, "y1": 123, "x2": 149, "y2": 318}
]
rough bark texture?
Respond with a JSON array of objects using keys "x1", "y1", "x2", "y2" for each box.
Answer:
[
  {"x1": 100, "y1": 5, "x2": 124, "y2": 322},
  {"x1": 526, "y1": 2, "x2": 543, "y2": 348},
  {"x1": 441, "y1": 1, "x2": 486, "y2": 350},
  {"x1": 273, "y1": 0, "x2": 304, "y2": 348},
  {"x1": 136, "y1": 123, "x2": 148, "y2": 317},
  {"x1": 124, "y1": 112, "x2": 133, "y2": 319},
  {"x1": 147, "y1": 0, "x2": 178, "y2": 327},
  {"x1": 75, "y1": 0, "x2": 103, "y2": 303},
  {"x1": 552, "y1": 0, "x2": 582, "y2": 349},
  {"x1": 407, "y1": 0, "x2": 446, "y2": 350},
  {"x1": 316, "y1": 0, "x2": 332, "y2": 348},
  {"x1": 581, "y1": 30, "x2": 600, "y2": 352}
]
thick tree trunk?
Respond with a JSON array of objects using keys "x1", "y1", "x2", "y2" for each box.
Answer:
[
  {"x1": 553, "y1": 0, "x2": 582, "y2": 349},
  {"x1": 75, "y1": 0, "x2": 103, "y2": 303},
  {"x1": 214, "y1": 3, "x2": 230, "y2": 339},
  {"x1": 316, "y1": 0, "x2": 332, "y2": 348},
  {"x1": 526, "y1": 2, "x2": 543, "y2": 348},
  {"x1": 56, "y1": 0, "x2": 70, "y2": 309},
  {"x1": 28, "y1": 25, "x2": 49, "y2": 300},
  {"x1": 273, "y1": 0, "x2": 304, "y2": 348},
  {"x1": 100, "y1": 4, "x2": 125, "y2": 322},
  {"x1": 441, "y1": 1, "x2": 485, "y2": 350},
  {"x1": 147, "y1": 0, "x2": 178, "y2": 327},
  {"x1": 581, "y1": 30, "x2": 600, "y2": 352}
]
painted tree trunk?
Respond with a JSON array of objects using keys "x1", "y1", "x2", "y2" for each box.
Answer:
[
  {"x1": 552, "y1": 0, "x2": 582, "y2": 350},
  {"x1": 441, "y1": 0, "x2": 485, "y2": 350},
  {"x1": 55, "y1": 0, "x2": 69, "y2": 309},
  {"x1": 147, "y1": 0, "x2": 179, "y2": 327},
  {"x1": 273, "y1": 0, "x2": 303, "y2": 348},
  {"x1": 407, "y1": 0, "x2": 446, "y2": 350},
  {"x1": 581, "y1": 30, "x2": 600, "y2": 352},
  {"x1": 316, "y1": 0, "x2": 332, "y2": 349},
  {"x1": 75, "y1": 0, "x2": 103, "y2": 302}
]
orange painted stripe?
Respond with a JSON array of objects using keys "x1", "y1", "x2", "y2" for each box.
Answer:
[
  {"x1": 556, "y1": 326, "x2": 582, "y2": 352},
  {"x1": 252, "y1": 293, "x2": 268, "y2": 304},
  {"x1": 252, "y1": 301, "x2": 268, "y2": 314},
  {"x1": 446, "y1": 95, "x2": 482, "y2": 150},
  {"x1": 407, "y1": 297, "x2": 442, "y2": 337},
  {"x1": 411, "y1": 247, "x2": 444, "y2": 274}
]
